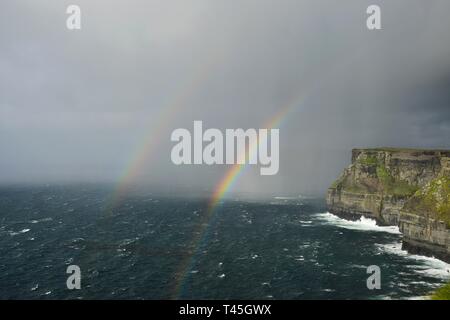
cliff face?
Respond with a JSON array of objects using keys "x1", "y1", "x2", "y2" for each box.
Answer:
[{"x1": 327, "y1": 148, "x2": 450, "y2": 262}]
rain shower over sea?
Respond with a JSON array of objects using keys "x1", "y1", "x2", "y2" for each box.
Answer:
[{"x1": 0, "y1": 185, "x2": 449, "y2": 299}]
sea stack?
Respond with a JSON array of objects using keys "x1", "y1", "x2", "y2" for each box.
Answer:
[{"x1": 327, "y1": 148, "x2": 450, "y2": 262}]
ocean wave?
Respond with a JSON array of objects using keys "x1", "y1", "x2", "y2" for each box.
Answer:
[
  {"x1": 376, "y1": 294, "x2": 428, "y2": 300},
  {"x1": 9, "y1": 228, "x2": 31, "y2": 236},
  {"x1": 274, "y1": 196, "x2": 298, "y2": 200},
  {"x1": 376, "y1": 242, "x2": 450, "y2": 280},
  {"x1": 29, "y1": 217, "x2": 53, "y2": 224},
  {"x1": 314, "y1": 212, "x2": 401, "y2": 234}
]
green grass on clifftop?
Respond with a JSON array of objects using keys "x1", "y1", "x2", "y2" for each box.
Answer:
[
  {"x1": 354, "y1": 147, "x2": 450, "y2": 153},
  {"x1": 358, "y1": 155, "x2": 378, "y2": 166},
  {"x1": 431, "y1": 282, "x2": 450, "y2": 300}
]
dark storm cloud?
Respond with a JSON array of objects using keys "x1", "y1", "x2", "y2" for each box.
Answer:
[{"x1": 0, "y1": 0, "x2": 449, "y2": 195}]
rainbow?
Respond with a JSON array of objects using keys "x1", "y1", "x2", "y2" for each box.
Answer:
[
  {"x1": 208, "y1": 105, "x2": 294, "y2": 211},
  {"x1": 172, "y1": 100, "x2": 298, "y2": 298},
  {"x1": 105, "y1": 56, "x2": 221, "y2": 212}
]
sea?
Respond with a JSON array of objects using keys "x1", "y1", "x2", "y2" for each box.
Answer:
[{"x1": 0, "y1": 185, "x2": 449, "y2": 300}]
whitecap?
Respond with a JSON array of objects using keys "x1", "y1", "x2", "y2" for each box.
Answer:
[
  {"x1": 350, "y1": 264, "x2": 367, "y2": 269},
  {"x1": 315, "y1": 212, "x2": 401, "y2": 234},
  {"x1": 274, "y1": 196, "x2": 298, "y2": 200},
  {"x1": 376, "y1": 242, "x2": 450, "y2": 279},
  {"x1": 9, "y1": 228, "x2": 30, "y2": 236},
  {"x1": 404, "y1": 296, "x2": 429, "y2": 300},
  {"x1": 29, "y1": 217, "x2": 52, "y2": 224}
]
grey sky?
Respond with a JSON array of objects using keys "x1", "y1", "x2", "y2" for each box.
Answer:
[{"x1": 1, "y1": 0, "x2": 449, "y2": 195}]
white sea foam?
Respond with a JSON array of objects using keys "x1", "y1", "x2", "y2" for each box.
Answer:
[
  {"x1": 314, "y1": 212, "x2": 401, "y2": 234},
  {"x1": 404, "y1": 296, "x2": 429, "y2": 300},
  {"x1": 274, "y1": 196, "x2": 298, "y2": 200},
  {"x1": 376, "y1": 242, "x2": 450, "y2": 280},
  {"x1": 9, "y1": 228, "x2": 31, "y2": 236},
  {"x1": 316, "y1": 212, "x2": 450, "y2": 280},
  {"x1": 29, "y1": 217, "x2": 53, "y2": 224}
]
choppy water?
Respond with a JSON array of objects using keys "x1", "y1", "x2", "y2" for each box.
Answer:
[{"x1": 0, "y1": 185, "x2": 449, "y2": 299}]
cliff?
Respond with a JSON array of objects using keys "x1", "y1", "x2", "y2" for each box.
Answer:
[{"x1": 327, "y1": 148, "x2": 450, "y2": 262}]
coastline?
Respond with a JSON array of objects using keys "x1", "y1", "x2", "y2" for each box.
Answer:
[{"x1": 319, "y1": 211, "x2": 450, "y2": 300}]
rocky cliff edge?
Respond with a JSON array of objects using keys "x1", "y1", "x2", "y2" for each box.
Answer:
[{"x1": 327, "y1": 148, "x2": 450, "y2": 262}]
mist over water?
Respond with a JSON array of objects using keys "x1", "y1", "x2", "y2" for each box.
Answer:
[
  {"x1": 1, "y1": 0, "x2": 450, "y2": 195},
  {"x1": 1, "y1": 185, "x2": 448, "y2": 299}
]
